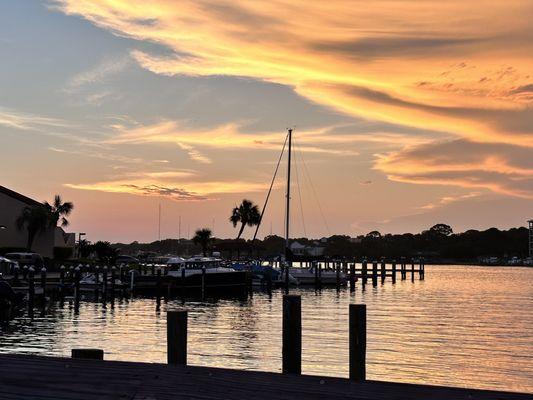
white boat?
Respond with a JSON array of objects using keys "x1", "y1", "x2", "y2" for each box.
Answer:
[
  {"x1": 289, "y1": 265, "x2": 347, "y2": 285},
  {"x1": 166, "y1": 256, "x2": 237, "y2": 277}
]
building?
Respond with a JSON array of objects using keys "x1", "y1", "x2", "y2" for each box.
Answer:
[
  {"x1": 0, "y1": 186, "x2": 75, "y2": 258},
  {"x1": 527, "y1": 219, "x2": 533, "y2": 257},
  {"x1": 289, "y1": 241, "x2": 325, "y2": 257}
]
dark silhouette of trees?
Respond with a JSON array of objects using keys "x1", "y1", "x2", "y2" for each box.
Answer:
[
  {"x1": 366, "y1": 231, "x2": 381, "y2": 238},
  {"x1": 15, "y1": 205, "x2": 50, "y2": 250},
  {"x1": 78, "y1": 239, "x2": 92, "y2": 258},
  {"x1": 193, "y1": 228, "x2": 212, "y2": 256},
  {"x1": 92, "y1": 241, "x2": 119, "y2": 263},
  {"x1": 230, "y1": 199, "x2": 261, "y2": 239},
  {"x1": 44, "y1": 195, "x2": 74, "y2": 228}
]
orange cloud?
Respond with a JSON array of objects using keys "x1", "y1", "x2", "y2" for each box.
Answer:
[{"x1": 54, "y1": 0, "x2": 533, "y2": 147}]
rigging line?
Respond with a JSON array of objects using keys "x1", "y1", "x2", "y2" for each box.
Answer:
[
  {"x1": 293, "y1": 139, "x2": 307, "y2": 238},
  {"x1": 252, "y1": 130, "x2": 289, "y2": 241},
  {"x1": 297, "y1": 139, "x2": 331, "y2": 236}
]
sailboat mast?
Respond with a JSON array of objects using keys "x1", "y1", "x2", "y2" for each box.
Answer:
[{"x1": 285, "y1": 128, "x2": 292, "y2": 259}]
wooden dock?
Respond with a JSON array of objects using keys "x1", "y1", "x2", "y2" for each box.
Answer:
[{"x1": 0, "y1": 353, "x2": 529, "y2": 400}]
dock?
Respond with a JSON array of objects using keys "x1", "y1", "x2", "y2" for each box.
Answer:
[{"x1": 0, "y1": 353, "x2": 529, "y2": 400}]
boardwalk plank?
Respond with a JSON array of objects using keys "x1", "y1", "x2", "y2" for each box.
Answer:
[{"x1": 0, "y1": 354, "x2": 529, "y2": 400}]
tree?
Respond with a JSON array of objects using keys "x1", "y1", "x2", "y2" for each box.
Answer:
[
  {"x1": 193, "y1": 228, "x2": 212, "y2": 256},
  {"x1": 78, "y1": 239, "x2": 92, "y2": 258},
  {"x1": 15, "y1": 205, "x2": 50, "y2": 250},
  {"x1": 92, "y1": 241, "x2": 119, "y2": 263},
  {"x1": 429, "y1": 223, "x2": 453, "y2": 237},
  {"x1": 44, "y1": 195, "x2": 74, "y2": 228},
  {"x1": 229, "y1": 199, "x2": 261, "y2": 239},
  {"x1": 366, "y1": 230, "x2": 382, "y2": 239}
]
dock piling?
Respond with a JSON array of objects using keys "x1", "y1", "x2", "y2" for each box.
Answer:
[
  {"x1": 372, "y1": 261, "x2": 378, "y2": 287},
  {"x1": 349, "y1": 262, "x2": 355, "y2": 292},
  {"x1": 392, "y1": 261, "x2": 397, "y2": 284},
  {"x1": 349, "y1": 304, "x2": 366, "y2": 381},
  {"x1": 380, "y1": 260, "x2": 386, "y2": 283},
  {"x1": 362, "y1": 260, "x2": 368, "y2": 286},
  {"x1": 167, "y1": 310, "x2": 188, "y2": 365},
  {"x1": 282, "y1": 295, "x2": 301, "y2": 374}
]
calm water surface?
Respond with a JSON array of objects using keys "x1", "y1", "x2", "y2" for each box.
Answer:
[{"x1": 0, "y1": 265, "x2": 532, "y2": 393}]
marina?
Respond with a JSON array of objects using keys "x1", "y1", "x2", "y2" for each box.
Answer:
[{"x1": 0, "y1": 265, "x2": 531, "y2": 394}]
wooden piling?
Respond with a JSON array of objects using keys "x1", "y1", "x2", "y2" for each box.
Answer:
[
  {"x1": 102, "y1": 267, "x2": 108, "y2": 300},
  {"x1": 167, "y1": 310, "x2": 187, "y2": 365},
  {"x1": 110, "y1": 267, "x2": 116, "y2": 300},
  {"x1": 419, "y1": 258, "x2": 425, "y2": 280},
  {"x1": 40, "y1": 267, "x2": 46, "y2": 291},
  {"x1": 362, "y1": 260, "x2": 368, "y2": 286},
  {"x1": 156, "y1": 269, "x2": 162, "y2": 299},
  {"x1": 318, "y1": 263, "x2": 322, "y2": 289},
  {"x1": 401, "y1": 259, "x2": 406, "y2": 280},
  {"x1": 411, "y1": 260, "x2": 415, "y2": 282},
  {"x1": 349, "y1": 262, "x2": 355, "y2": 292},
  {"x1": 372, "y1": 262, "x2": 378, "y2": 287},
  {"x1": 201, "y1": 266, "x2": 206, "y2": 299},
  {"x1": 392, "y1": 261, "x2": 397, "y2": 284},
  {"x1": 72, "y1": 349, "x2": 104, "y2": 360},
  {"x1": 349, "y1": 304, "x2": 366, "y2": 381},
  {"x1": 380, "y1": 260, "x2": 386, "y2": 283},
  {"x1": 95, "y1": 266, "x2": 100, "y2": 295},
  {"x1": 74, "y1": 267, "x2": 81, "y2": 303},
  {"x1": 28, "y1": 268, "x2": 35, "y2": 309},
  {"x1": 282, "y1": 295, "x2": 301, "y2": 374},
  {"x1": 336, "y1": 262, "x2": 341, "y2": 290}
]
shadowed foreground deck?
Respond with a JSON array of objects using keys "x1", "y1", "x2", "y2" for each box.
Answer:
[{"x1": 0, "y1": 354, "x2": 530, "y2": 400}]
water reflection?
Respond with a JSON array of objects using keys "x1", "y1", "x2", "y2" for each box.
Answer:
[{"x1": 0, "y1": 265, "x2": 531, "y2": 393}]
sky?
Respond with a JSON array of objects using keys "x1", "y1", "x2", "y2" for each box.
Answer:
[{"x1": 1, "y1": 1, "x2": 532, "y2": 243}]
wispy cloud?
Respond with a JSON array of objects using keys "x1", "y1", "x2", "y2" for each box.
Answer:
[
  {"x1": 65, "y1": 54, "x2": 131, "y2": 90},
  {"x1": 0, "y1": 107, "x2": 68, "y2": 130},
  {"x1": 419, "y1": 192, "x2": 482, "y2": 210}
]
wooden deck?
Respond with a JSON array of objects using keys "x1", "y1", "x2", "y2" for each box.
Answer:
[{"x1": 0, "y1": 354, "x2": 529, "y2": 400}]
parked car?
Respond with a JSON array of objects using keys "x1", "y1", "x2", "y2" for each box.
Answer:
[
  {"x1": 116, "y1": 255, "x2": 139, "y2": 265},
  {"x1": 4, "y1": 252, "x2": 44, "y2": 268}
]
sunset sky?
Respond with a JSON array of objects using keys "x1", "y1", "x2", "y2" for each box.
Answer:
[{"x1": 1, "y1": 1, "x2": 532, "y2": 243}]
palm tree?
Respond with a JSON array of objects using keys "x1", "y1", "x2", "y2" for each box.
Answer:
[
  {"x1": 229, "y1": 199, "x2": 261, "y2": 240},
  {"x1": 16, "y1": 205, "x2": 50, "y2": 250},
  {"x1": 44, "y1": 195, "x2": 74, "y2": 227},
  {"x1": 193, "y1": 228, "x2": 212, "y2": 256}
]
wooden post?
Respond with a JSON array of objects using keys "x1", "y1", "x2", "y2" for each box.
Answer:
[
  {"x1": 72, "y1": 349, "x2": 104, "y2": 360},
  {"x1": 318, "y1": 262, "x2": 322, "y2": 289},
  {"x1": 372, "y1": 261, "x2": 378, "y2": 287},
  {"x1": 28, "y1": 267, "x2": 35, "y2": 308},
  {"x1": 392, "y1": 261, "x2": 396, "y2": 284},
  {"x1": 349, "y1": 304, "x2": 366, "y2": 381},
  {"x1": 103, "y1": 267, "x2": 108, "y2": 299},
  {"x1": 336, "y1": 262, "x2": 341, "y2": 290},
  {"x1": 380, "y1": 260, "x2": 386, "y2": 283},
  {"x1": 266, "y1": 266, "x2": 273, "y2": 295},
  {"x1": 59, "y1": 266, "x2": 65, "y2": 297},
  {"x1": 110, "y1": 267, "x2": 116, "y2": 300},
  {"x1": 156, "y1": 269, "x2": 162, "y2": 299},
  {"x1": 74, "y1": 267, "x2": 81, "y2": 303},
  {"x1": 349, "y1": 262, "x2": 355, "y2": 292},
  {"x1": 401, "y1": 259, "x2": 406, "y2": 280},
  {"x1": 40, "y1": 267, "x2": 47, "y2": 292},
  {"x1": 95, "y1": 266, "x2": 100, "y2": 296},
  {"x1": 13, "y1": 265, "x2": 19, "y2": 286},
  {"x1": 411, "y1": 260, "x2": 415, "y2": 282},
  {"x1": 314, "y1": 262, "x2": 319, "y2": 289},
  {"x1": 282, "y1": 295, "x2": 301, "y2": 374},
  {"x1": 130, "y1": 270, "x2": 135, "y2": 293},
  {"x1": 419, "y1": 258, "x2": 424, "y2": 280},
  {"x1": 167, "y1": 310, "x2": 187, "y2": 365},
  {"x1": 201, "y1": 266, "x2": 206, "y2": 299},
  {"x1": 181, "y1": 267, "x2": 186, "y2": 296},
  {"x1": 362, "y1": 260, "x2": 368, "y2": 286}
]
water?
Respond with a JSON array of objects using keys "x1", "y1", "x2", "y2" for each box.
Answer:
[{"x1": 0, "y1": 265, "x2": 532, "y2": 393}]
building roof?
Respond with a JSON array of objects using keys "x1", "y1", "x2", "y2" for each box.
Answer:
[{"x1": 0, "y1": 186, "x2": 42, "y2": 207}]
